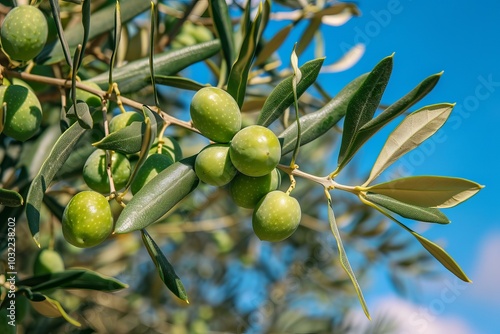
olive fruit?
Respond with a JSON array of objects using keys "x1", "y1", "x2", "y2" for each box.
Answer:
[
  {"x1": 229, "y1": 125, "x2": 281, "y2": 177},
  {"x1": 0, "y1": 85, "x2": 43, "y2": 141},
  {"x1": 195, "y1": 143, "x2": 237, "y2": 186},
  {"x1": 109, "y1": 111, "x2": 144, "y2": 133},
  {"x1": 131, "y1": 153, "x2": 174, "y2": 194},
  {"x1": 190, "y1": 87, "x2": 241, "y2": 143},
  {"x1": 252, "y1": 191, "x2": 301, "y2": 242},
  {"x1": 230, "y1": 169, "x2": 281, "y2": 209},
  {"x1": 83, "y1": 149, "x2": 131, "y2": 193},
  {"x1": 149, "y1": 137, "x2": 183, "y2": 161},
  {"x1": 62, "y1": 191, "x2": 113, "y2": 248},
  {"x1": 75, "y1": 81, "x2": 102, "y2": 109},
  {"x1": 0, "y1": 5, "x2": 48, "y2": 61},
  {"x1": 33, "y1": 249, "x2": 65, "y2": 276}
]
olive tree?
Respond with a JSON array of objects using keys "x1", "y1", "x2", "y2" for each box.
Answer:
[{"x1": 0, "y1": 0, "x2": 483, "y2": 332}]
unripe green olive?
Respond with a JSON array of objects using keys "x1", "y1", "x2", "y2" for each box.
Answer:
[
  {"x1": 252, "y1": 190, "x2": 301, "y2": 242},
  {"x1": 75, "y1": 81, "x2": 102, "y2": 109},
  {"x1": 83, "y1": 149, "x2": 131, "y2": 193},
  {"x1": 0, "y1": 5, "x2": 48, "y2": 61},
  {"x1": 190, "y1": 87, "x2": 241, "y2": 143},
  {"x1": 195, "y1": 143, "x2": 237, "y2": 186},
  {"x1": 33, "y1": 248, "x2": 65, "y2": 276},
  {"x1": 131, "y1": 153, "x2": 174, "y2": 194},
  {"x1": 229, "y1": 125, "x2": 281, "y2": 177},
  {"x1": 230, "y1": 169, "x2": 281, "y2": 209},
  {"x1": 0, "y1": 85, "x2": 43, "y2": 141},
  {"x1": 149, "y1": 137, "x2": 183, "y2": 161},
  {"x1": 62, "y1": 191, "x2": 113, "y2": 248},
  {"x1": 109, "y1": 111, "x2": 144, "y2": 133}
]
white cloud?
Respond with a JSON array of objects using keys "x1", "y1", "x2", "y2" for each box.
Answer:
[{"x1": 346, "y1": 296, "x2": 475, "y2": 334}]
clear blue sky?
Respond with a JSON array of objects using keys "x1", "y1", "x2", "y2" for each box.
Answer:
[{"x1": 305, "y1": 1, "x2": 500, "y2": 333}]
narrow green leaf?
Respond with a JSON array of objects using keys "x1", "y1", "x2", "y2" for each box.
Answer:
[
  {"x1": 289, "y1": 45, "x2": 302, "y2": 167},
  {"x1": 115, "y1": 156, "x2": 199, "y2": 233},
  {"x1": 257, "y1": 0, "x2": 271, "y2": 44},
  {"x1": 48, "y1": 0, "x2": 72, "y2": 66},
  {"x1": 296, "y1": 17, "x2": 321, "y2": 56},
  {"x1": 90, "y1": 40, "x2": 221, "y2": 94},
  {"x1": 366, "y1": 103, "x2": 454, "y2": 184},
  {"x1": 93, "y1": 121, "x2": 143, "y2": 154},
  {"x1": 37, "y1": 0, "x2": 150, "y2": 65},
  {"x1": 30, "y1": 296, "x2": 81, "y2": 327},
  {"x1": 254, "y1": 24, "x2": 293, "y2": 66},
  {"x1": 227, "y1": 4, "x2": 263, "y2": 107},
  {"x1": 360, "y1": 195, "x2": 471, "y2": 282},
  {"x1": 26, "y1": 122, "x2": 88, "y2": 246},
  {"x1": 141, "y1": 230, "x2": 189, "y2": 302},
  {"x1": 327, "y1": 194, "x2": 370, "y2": 319},
  {"x1": 208, "y1": 0, "x2": 235, "y2": 83},
  {"x1": 67, "y1": 101, "x2": 93, "y2": 129},
  {"x1": 0, "y1": 188, "x2": 23, "y2": 207},
  {"x1": 149, "y1": 1, "x2": 159, "y2": 107},
  {"x1": 279, "y1": 72, "x2": 368, "y2": 155},
  {"x1": 109, "y1": 0, "x2": 122, "y2": 86},
  {"x1": 366, "y1": 176, "x2": 484, "y2": 208},
  {"x1": 365, "y1": 193, "x2": 450, "y2": 224},
  {"x1": 154, "y1": 75, "x2": 209, "y2": 91},
  {"x1": 411, "y1": 231, "x2": 471, "y2": 282},
  {"x1": 19, "y1": 269, "x2": 128, "y2": 292},
  {"x1": 258, "y1": 58, "x2": 324, "y2": 127},
  {"x1": 337, "y1": 55, "x2": 393, "y2": 171},
  {"x1": 239, "y1": 0, "x2": 252, "y2": 38},
  {"x1": 77, "y1": 0, "x2": 91, "y2": 70}
]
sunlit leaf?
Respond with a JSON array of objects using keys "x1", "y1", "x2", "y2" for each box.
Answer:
[
  {"x1": 366, "y1": 103, "x2": 454, "y2": 184},
  {"x1": 0, "y1": 188, "x2": 23, "y2": 207},
  {"x1": 227, "y1": 3, "x2": 263, "y2": 107},
  {"x1": 279, "y1": 72, "x2": 368, "y2": 155},
  {"x1": 327, "y1": 193, "x2": 371, "y2": 319},
  {"x1": 26, "y1": 122, "x2": 88, "y2": 246},
  {"x1": 258, "y1": 58, "x2": 324, "y2": 127},
  {"x1": 30, "y1": 295, "x2": 81, "y2": 326},
  {"x1": 108, "y1": 0, "x2": 122, "y2": 86},
  {"x1": 254, "y1": 24, "x2": 293, "y2": 66},
  {"x1": 115, "y1": 156, "x2": 199, "y2": 233},
  {"x1": 366, "y1": 176, "x2": 484, "y2": 208},
  {"x1": 364, "y1": 193, "x2": 450, "y2": 224},
  {"x1": 337, "y1": 55, "x2": 393, "y2": 172},
  {"x1": 141, "y1": 230, "x2": 189, "y2": 302}
]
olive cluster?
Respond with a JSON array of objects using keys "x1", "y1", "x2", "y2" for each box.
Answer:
[
  {"x1": 63, "y1": 109, "x2": 183, "y2": 248},
  {"x1": 191, "y1": 87, "x2": 301, "y2": 242}
]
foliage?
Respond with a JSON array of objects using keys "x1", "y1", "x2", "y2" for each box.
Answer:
[{"x1": 0, "y1": 0, "x2": 483, "y2": 333}]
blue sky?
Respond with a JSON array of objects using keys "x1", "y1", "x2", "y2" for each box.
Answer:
[{"x1": 306, "y1": 1, "x2": 500, "y2": 333}]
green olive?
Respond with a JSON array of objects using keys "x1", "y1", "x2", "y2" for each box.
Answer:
[
  {"x1": 230, "y1": 169, "x2": 281, "y2": 209},
  {"x1": 195, "y1": 143, "x2": 237, "y2": 186},
  {"x1": 109, "y1": 111, "x2": 144, "y2": 133},
  {"x1": 131, "y1": 153, "x2": 174, "y2": 194},
  {"x1": 83, "y1": 149, "x2": 131, "y2": 193}
]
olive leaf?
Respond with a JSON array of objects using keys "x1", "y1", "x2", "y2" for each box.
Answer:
[
  {"x1": 326, "y1": 192, "x2": 371, "y2": 319},
  {"x1": 336, "y1": 55, "x2": 393, "y2": 172},
  {"x1": 30, "y1": 296, "x2": 82, "y2": 327},
  {"x1": 149, "y1": 2, "x2": 160, "y2": 107},
  {"x1": 364, "y1": 193, "x2": 450, "y2": 224},
  {"x1": 227, "y1": 3, "x2": 263, "y2": 107},
  {"x1": 321, "y1": 43, "x2": 365, "y2": 73},
  {"x1": 77, "y1": 0, "x2": 91, "y2": 70},
  {"x1": 91, "y1": 40, "x2": 221, "y2": 94},
  {"x1": 26, "y1": 122, "x2": 88, "y2": 246},
  {"x1": 365, "y1": 103, "x2": 454, "y2": 185},
  {"x1": 19, "y1": 269, "x2": 128, "y2": 292},
  {"x1": 141, "y1": 229, "x2": 189, "y2": 303},
  {"x1": 289, "y1": 45, "x2": 302, "y2": 166},
  {"x1": 254, "y1": 23, "x2": 293, "y2": 66},
  {"x1": 279, "y1": 72, "x2": 368, "y2": 155},
  {"x1": 93, "y1": 121, "x2": 143, "y2": 154},
  {"x1": 0, "y1": 188, "x2": 23, "y2": 207},
  {"x1": 296, "y1": 17, "x2": 322, "y2": 56},
  {"x1": 208, "y1": 0, "x2": 235, "y2": 83},
  {"x1": 48, "y1": 0, "x2": 72, "y2": 66},
  {"x1": 366, "y1": 176, "x2": 484, "y2": 208},
  {"x1": 154, "y1": 75, "x2": 209, "y2": 91},
  {"x1": 359, "y1": 195, "x2": 471, "y2": 282},
  {"x1": 115, "y1": 156, "x2": 199, "y2": 233},
  {"x1": 258, "y1": 58, "x2": 324, "y2": 127}
]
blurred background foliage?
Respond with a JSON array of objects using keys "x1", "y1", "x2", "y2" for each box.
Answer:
[{"x1": 0, "y1": 0, "x2": 447, "y2": 333}]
